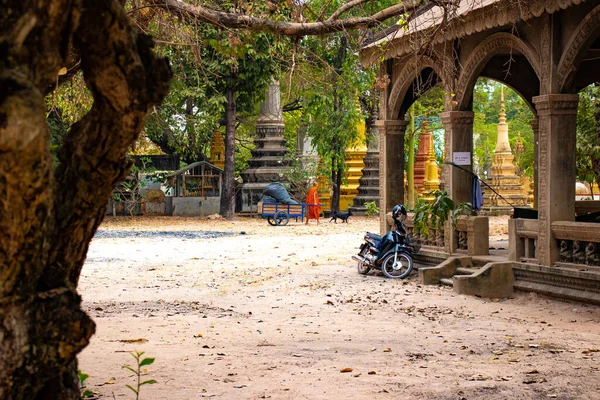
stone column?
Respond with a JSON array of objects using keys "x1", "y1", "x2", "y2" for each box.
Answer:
[
  {"x1": 375, "y1": 119, "x2": 408, "y2": 234},
  {"x1": 532, "y1": 94, "x2": 579, "y2": 266},
  {"x1": 440, "y1": 111, "x2": 474, "y2": 254},
  {"x1": 440, "y1": 111, "x2": 474, "y2": 205},
  {"x1": 529, "y1": 118, "x2": 539, "y2": 209}
]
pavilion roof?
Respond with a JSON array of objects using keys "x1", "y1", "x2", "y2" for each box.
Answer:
[{"x1": 360, "y1": 0, "x2": 586, "y2": 65}]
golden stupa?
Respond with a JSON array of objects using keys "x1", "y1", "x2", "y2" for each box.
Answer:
[
  {"x1": 339, "y1": 110, "x2": 367, "y2": 211},
  {"x1": 414, "y1": 119, "x2": 432, "y2": 194},
  {"x1": 318, "y1": 159, "x2": 332, "y2": 211},
  {"x1": 422, "y1": 133, "x2": 441, "y2": 202},
  {"x1": 209, "y1": 129, "x2": 225, "y2": 170}
]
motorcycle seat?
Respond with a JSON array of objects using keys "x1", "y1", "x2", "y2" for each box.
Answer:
[{"x1": 365, "y1": 232, "x2": 382, "y2": 241}]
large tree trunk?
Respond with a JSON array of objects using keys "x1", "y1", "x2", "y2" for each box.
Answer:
[
  {"x1": 220, "y1": 87, "x2": 236, "y2": 219},
  {"x1": 0, "y1": 1, "x2": 171, "y2": 398},
  {"x1": 330, "y1": 156, "x2": 342, "y2": 213}
]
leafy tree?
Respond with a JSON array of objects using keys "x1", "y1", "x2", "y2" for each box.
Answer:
[
  {"x1": 144, "y1": 45, "x2": 219, "y2": 163},
  {"x1": 300, "y1": 36, "x2": 370, "y2": 212},
  {"x1": 201, "y1": 28, "x2": 283, "y2": 217}
]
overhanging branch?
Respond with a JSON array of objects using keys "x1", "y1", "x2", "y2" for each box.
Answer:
[{"x1": 149, "y1": 0, "x2": 423, "y2": 36}]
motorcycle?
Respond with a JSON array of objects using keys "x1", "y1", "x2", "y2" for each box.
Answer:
[{"x1": 352, "y1": 205, "x2": 420, "y2": 279}]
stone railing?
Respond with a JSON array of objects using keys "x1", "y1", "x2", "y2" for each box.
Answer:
[
  {"x1": 390, "y1": 213, "x2": 445, "y2": 251},
  {"x1": 508, "y1": 218, "x2": 539, "y2": 263},
  {"x1": 387, "y1": 213, "x2": 488, "y2": 255},
  {"x1": 452, "y1": 216, "x2": 489, "y2": 255},
  {"x1": 552, "y1": 221, "x2": 600, "y2": 268},
  {"x1": 404, "y1": 215, "x2": 446, "y2": 249}
]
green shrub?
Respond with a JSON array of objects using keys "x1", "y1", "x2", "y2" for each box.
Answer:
[{"x1": 364, "y1": 201, "x2": 380, "y2": 216}]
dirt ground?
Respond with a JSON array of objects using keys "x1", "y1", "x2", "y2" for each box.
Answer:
[{"x1": 78, "y1": 215, "x2": 600, "y2": 400}]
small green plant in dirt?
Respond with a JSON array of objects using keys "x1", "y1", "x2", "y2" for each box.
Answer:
[
  {"x1": 412, "y1": 190, "x2": 472, "y2": 238},
  {"x1": 78, "y1": 370, "x2": 94, "y2": 398},
  {"x1": 123, "y1": 350, "x2": 157, "y2": 400},
  {"x1": 364, "y1": 201, "x2": 380, "y2": 216}
]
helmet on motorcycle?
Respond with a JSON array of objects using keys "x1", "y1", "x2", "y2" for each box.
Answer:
[{"x1": 392, "y1": 204, "x2": 407, "y2": 219}]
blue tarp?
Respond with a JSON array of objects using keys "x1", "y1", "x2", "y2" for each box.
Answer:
[
  {"x1": 472, "y1": 175, "x2": 483, "y2": 211},
  {"x1": 262, "y1": 183, "x2": 298, "y2": 204}
]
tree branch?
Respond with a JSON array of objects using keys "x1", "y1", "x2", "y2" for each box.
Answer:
[
  {"x1": 149, "y1": 0, "x2": 423, "y2": 36},
  {"x1": 327, "y1": 0, "x2": 373, "y2": 21}
]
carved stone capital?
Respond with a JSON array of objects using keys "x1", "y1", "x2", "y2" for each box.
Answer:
[
  {"x1": 440, "y1": 111, "x2": 474, "y2": 128},
  {"x1": 533, "y1": 94, "x2": 579, "y2": 116},
  {"x1": 529, "y1": 118, "x2": 539, "y2": 132},
  {"x1": 375, "y1": 119, "x2": 408, "y2": 135}
]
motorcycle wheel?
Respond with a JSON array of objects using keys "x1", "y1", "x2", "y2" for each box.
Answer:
[
  {"x1": 357, "y1": 245, "x2": 371, "y2": 275},
  {"x1": 358, "y1": 262, "x2": 371, "y2": 275},
  {"x1": 381, "y1": 252, "x2": 413, "y2": 279}
]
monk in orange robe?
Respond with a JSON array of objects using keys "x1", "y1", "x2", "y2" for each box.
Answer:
[{"x1": 305, "y1": 181, "x2": 321, "y2": 224}]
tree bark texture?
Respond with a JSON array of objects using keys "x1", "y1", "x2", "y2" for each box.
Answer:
[
  {"x1": 220, "y1": 87, "x2": 236, "y2": 219},
  {"x1": 0, "y1": 1, "x2": 171, "y2": 398}
]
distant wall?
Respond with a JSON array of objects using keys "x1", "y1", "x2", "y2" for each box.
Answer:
[{"x1": 172, "y1": 197, "x2": 220, "y2": 217}]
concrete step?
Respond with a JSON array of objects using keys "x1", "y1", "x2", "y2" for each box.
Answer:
[
  {"x1": 439, "y1": 277, "x2": 453, "y2": 286},
  {"x1": 455, "y1": 267, "x2": 478, "y2": 275},
  {"x1": 514, "y1": 280, "x2": 600, "y2": 305}
]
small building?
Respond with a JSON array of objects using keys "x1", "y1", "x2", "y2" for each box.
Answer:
[
  {"x1": 108, "y1": 155, "x2": 180, "y2": 216},
  {"x1": 166, "y1": 161, "x2": 223, "y2": 216}
]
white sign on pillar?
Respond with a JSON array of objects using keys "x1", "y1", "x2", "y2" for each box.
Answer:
[{"x1": 453, "y1": 152, "x2": 471, "y2": 165}]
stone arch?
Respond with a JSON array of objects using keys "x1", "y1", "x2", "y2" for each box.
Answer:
[
  {"x1": 387, "y1": 55, "x2": 449, "y2": 120},
  {"x1": 456, "y1": 33, "x2": 541, "y2": 110},
  {"x1": 557, "y1": 3, "x2": 600, "y2": 93}
]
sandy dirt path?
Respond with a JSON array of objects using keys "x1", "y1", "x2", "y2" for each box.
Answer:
[{"x1": 78, "y1": 216, "x2": 600, "y2": 400}]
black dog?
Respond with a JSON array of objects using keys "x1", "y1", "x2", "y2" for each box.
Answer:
[{"x1": 329, "y1": 210, "x2": 353, "y2": 223}]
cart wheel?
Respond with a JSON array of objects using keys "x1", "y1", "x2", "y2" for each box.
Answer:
[
  {"x1": 274, "y1": 211, "x2": 289, "y2": 226},
  {"x1": 267, "y1": 216, "x2": 277, "y2": 226}
]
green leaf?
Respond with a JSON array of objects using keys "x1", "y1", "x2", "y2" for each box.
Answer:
[
  {"x1": 139, "y1": 357, "x2": 155, "y2": 367},
  {"x1": 125, "y1": 384, "x2": 138, "y2": 395},
  {"x1": 77, "y1": 370, "x2": 89, "y2": 383},
  {"x1": 123, "y1": 365, "x2": 137, "y2": 374},
  {"x1": 141, "y1": 379, "x2": 158, "y2": 386}
]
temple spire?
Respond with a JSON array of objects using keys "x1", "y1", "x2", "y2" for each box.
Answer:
[
  {"x1": 482, "y1": 85, "x2": 529, "y2": 214},
  {"x1": 499, "y1": 86, "x2": 507, "y2": 124},
  {"x1": 495, "y1": 86, "x2": 511, "y2": 154}
]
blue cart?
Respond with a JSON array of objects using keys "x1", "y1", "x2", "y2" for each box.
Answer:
[{"x1": 261, "y1": 202, "x2": 305, "y2": 226}]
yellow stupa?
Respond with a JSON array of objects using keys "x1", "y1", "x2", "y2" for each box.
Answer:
[
  {"x1": 339, "y1": 110, "x2": 367, "y2": 211},
  {"x1": 318, "y1": 159, "x2": 332, "y2": 211},
  {"x1": 422, "y1": 133, "x2": 440, "y2": 202},
  {"x1": 209, "y1": 129, "x2": 225, "y2": 170}
]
